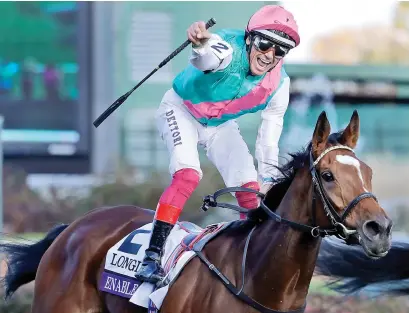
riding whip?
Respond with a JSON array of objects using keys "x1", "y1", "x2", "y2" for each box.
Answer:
[{"x1": 93, "y1": 18, "x2": 217, "y2": 128}]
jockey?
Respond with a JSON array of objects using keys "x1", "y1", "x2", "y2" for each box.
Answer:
[{"x1": 135, "y1": 5, "x2": 300, "y2": 283}]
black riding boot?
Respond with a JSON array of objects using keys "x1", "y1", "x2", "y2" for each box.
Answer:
[{"x1": 134, "y1": 220, "x2": 174, "y2": 284}]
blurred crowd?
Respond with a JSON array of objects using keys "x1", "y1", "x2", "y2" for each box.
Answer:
[{"x1": 0, "y1": 57, "x2": 64, "y2": 101}]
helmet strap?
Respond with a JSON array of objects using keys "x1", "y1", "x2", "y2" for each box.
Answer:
[{"x1": 245, "y1": 32, "x2": 255, "y2": 54}]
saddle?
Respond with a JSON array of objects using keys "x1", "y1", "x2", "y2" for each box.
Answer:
[{"x1": 100, "y1": 215, "x2": 235, "y2": 312}]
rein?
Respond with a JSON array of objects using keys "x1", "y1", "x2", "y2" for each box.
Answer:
[
  {"x1": 196, "y1": 145, "x2": 378, "y2": 313},
  {"x1": 201, "y1": 145, "x2": 378, "y2": 241},
  {"x1": 194, "y1": 225, "x2": 306, "y2": 313}
]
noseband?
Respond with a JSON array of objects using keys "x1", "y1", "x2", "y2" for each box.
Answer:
[{"x1": 202, "y1": 145, "x2": 378, "y2": 242}]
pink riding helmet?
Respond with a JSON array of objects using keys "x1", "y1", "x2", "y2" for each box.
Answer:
[{"x1": 246, "y1": 5, "x2": 300, "y2": 48}]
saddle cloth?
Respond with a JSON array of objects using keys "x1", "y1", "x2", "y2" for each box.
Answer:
[{"x1": 99, "y1": 220, "x2": 232, "y2": 310}]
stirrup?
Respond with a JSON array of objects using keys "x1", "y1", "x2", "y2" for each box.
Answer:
[
  {"x1": 134, "y1": 251, "x2": 165, "y2": 283},
  {"x1": 135, "y1": 263, "x2": 164, "y2": 283}
]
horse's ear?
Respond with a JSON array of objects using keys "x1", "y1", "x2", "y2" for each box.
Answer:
[
  {"x1": 340, "y1": 110, "x2": 360, "y2": 149},
  {"x1": 312, "y1": 111, "x2": 331, "y2": 157}
]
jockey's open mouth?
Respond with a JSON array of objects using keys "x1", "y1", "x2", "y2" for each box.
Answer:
[{"x1": 246, "y1": 30, "x2": 294, "y2": 76}]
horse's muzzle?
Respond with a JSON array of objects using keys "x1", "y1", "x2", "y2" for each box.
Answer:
[{"x1": 359, "y1": 216, "x2": 393, "y2": 259}]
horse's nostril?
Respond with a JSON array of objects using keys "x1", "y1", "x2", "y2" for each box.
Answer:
[
  {"x1": 363, "y1": 220, "x2": 382, "y2": 238},
  {"x1": 386, "y1": 219, "x2": 393, "y2": 235}
]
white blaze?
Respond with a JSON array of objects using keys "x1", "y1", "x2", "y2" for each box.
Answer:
[{"x1": 335, "y1": 155, "x2": 368, "y2": 192}]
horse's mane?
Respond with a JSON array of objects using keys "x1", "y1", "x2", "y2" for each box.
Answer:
[
  {"x1": 248, "y1": 131, "x2": 343, "y2": 221},
  {"x1": 247, "y1": 143, "x2": 311, "y2": 221}
]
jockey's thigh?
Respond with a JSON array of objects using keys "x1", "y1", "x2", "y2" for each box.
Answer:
[
  {"x1": 155, "y1": 89, "x2": 203, "y2": 178},
  {"x1": 205, "y1": 120, "x2": 257, "y2": 187}
]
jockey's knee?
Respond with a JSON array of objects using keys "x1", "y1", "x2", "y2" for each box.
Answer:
[
  {"x1": 159, "y1": 168, "x2": 201, "y2": 209},
  {"x1": 172, "y1": 168, "x2": 201, "y2": 194},
  {"x1": 236, "y1": 181, "x2": 260, "y2": 210}
]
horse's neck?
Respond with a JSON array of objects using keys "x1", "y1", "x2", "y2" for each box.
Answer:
[{"x1": 248, "y1": 168, "x2": 322, "y2": 311}]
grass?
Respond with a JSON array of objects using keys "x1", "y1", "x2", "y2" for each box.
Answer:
[
  {"x1": 16, "y1": 233, "x2": 45, "y2": 241},
  {"x1": 0, "y1": 232, "x2": 45, "y2": 243},
  {"x1": 309, "y1": 277, "x2": 338, "y2": 296}
]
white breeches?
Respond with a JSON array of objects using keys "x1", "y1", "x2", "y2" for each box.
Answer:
[{"x1": 155, "y1": 88, "x2": 258, "y2": 187}]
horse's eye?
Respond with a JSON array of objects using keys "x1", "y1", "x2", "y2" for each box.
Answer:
[{"x1": 321, "y1": 171, "x2": 334, "y2": 182}]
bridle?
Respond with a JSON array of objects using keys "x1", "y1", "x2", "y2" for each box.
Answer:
[
  {"x1": 202, "y1": 145, "x2": 378, "y2": 243},
  {"x1": 308, "y1": 145, "x2": 377, "y2": 241},
  {"x1": 196, "y1": 145, "x2": 378, "y2": 313}
]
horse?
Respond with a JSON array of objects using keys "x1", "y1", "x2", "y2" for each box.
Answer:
[
  {"x1": 315, "y1": 235, "x2": 409, "y2": 296},
  {"x1": 0, "y1": 110, "x2": 393, "y2": 313}
]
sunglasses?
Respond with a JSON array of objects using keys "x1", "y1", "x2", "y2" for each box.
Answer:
[{"x1": 253, "y1": 36, "x2": 289, "y2": 58}]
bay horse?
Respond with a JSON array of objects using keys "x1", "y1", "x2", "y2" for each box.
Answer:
[
  {"x1": 1, "y1": 110, "x2": 393, "y2": 313},
  {"x1": 316, "y1": 236, "x2": 409, "y2": 296}
]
